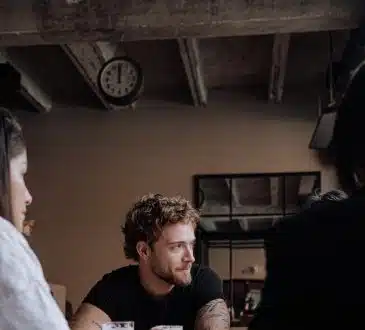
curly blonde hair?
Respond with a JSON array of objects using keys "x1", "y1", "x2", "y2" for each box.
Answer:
[{"x1": 122, "y1": 193, "x2": 200, "y2": 261}]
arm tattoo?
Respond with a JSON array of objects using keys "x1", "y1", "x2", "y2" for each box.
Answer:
[{"x1": 195, "y1": 298, "x2": 230, "y2": 330}]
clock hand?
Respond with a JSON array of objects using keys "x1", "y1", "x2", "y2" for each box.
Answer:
[{"x1": 117, "y1": 63, "x2": 122, "y2": 84}]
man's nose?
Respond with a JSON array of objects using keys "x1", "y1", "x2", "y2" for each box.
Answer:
[{"x1": 184, "y1": 245, "x2": 195, "y2": 263}]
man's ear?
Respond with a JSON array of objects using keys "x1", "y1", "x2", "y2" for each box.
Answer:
[{"x1": 136, "y1": 241, "x2": 150, "y2": 261}]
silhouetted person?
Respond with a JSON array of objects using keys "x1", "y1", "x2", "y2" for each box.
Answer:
[{"x1": 249, "y1": 57, "x2": 365, "y2": 329}]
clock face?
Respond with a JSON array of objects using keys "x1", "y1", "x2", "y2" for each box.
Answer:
[{"x1": 99, "y1": 58, "x2": 139, "y2": 99}]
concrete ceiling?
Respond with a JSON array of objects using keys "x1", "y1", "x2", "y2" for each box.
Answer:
[{"x1": 0, "y1": 1, "x2": 360, "y2": 112}]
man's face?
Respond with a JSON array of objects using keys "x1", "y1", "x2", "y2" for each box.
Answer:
[{"x1": 148, "y1": 222, "x2": 196, "y2": 286}]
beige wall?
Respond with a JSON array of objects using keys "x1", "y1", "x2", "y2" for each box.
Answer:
[
  {"x1": 16, "y1": 92, "x2": 337, "y2": 309},
  {"x1": 209, "y1": 248, "x2": 267, "y2": 281}
]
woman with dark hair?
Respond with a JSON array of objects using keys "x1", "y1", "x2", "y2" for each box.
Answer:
[{"x1": 0, "y1": 107, "x2": 69, "y2": 329}]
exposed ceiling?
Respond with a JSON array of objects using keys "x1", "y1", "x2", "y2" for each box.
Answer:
[{"x1": 0, "y1": 1, "x2": 362, "y2": 112}]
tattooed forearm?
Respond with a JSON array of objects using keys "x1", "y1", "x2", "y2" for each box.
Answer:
[
  {"x1": 195, "y1": 298, "x2": 230, "y2": 330},
  {"x1": 70, "y1": 303, "x2": 111, "y2": 330}
]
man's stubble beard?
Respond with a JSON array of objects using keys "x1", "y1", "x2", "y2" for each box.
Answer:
[{"x1": 151, "y1": 260, "x2": 192, "y2": 287}]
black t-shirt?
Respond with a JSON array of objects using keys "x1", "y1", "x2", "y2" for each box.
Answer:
[{"x1": 83, "y1": 264, "x2": 223, "y2": 330}]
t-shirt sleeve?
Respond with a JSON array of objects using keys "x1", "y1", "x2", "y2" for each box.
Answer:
[
  {"x1": 193, "y1": 266, "x2": 225, "y2": 310},
  {"x1": 83, "y1": 274, "x2": 117, "y2": 319}
]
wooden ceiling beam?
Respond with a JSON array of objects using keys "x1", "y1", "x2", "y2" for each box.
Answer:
[
  {"x1": 268, "y1": 33, "x2": 291, "y2": 103},
  {"x1": 0, "y1": 49, "x2": 52, "y2": 112},
  {"x1": 178, "y1": 38, "x2": 207, "y2": 107},
  {"x1": 95, "y1": 41, "x2": 118, "y2": 61},
  {"x1": 0, "y1": 1, "x2": 362, "y2": 46},
  {"x1": 62, "y1": 42, "x2": 124, "y2": 111}
]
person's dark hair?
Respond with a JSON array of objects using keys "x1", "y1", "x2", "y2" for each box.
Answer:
[
  {"x1": 0, "y1": 107, "x2": 25, "y2": 222},
  {"x1": 302, "y1": 189, "x2": 348, "y2": 209},
  {"x1": 122, "y1": 193, "x2": 200, "y2": 261},
  {"x1": 331, "y1": 60, "x2": 365, "y2": 192}
]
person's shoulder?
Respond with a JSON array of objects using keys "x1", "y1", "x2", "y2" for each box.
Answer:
[
  {"x1": 191, "y1": 263, "x2": 215, "y2": 275},
  {"x1": 0, "y1": 217, "x2": 23, "y2": 242},
  {"x1": 0, "y1": 218, "x2": 47, "y2": 296},
  {"x1": 275, "y1": 193, "x2": 364, "y2": 230},
  {"x1": 0, "y1": 217, "x2": 36, "y2": 264},
  {"x1": 269, "y1": 193, "x2": 365, "y2": 247},
  {"x1": 97, "y1": 264, "x2": 139, "y2": 286},
  {"x1": 83, "y1": 264, "x2": 139, "y2": 306},
  {"x1": 188, "y1": 264, "x2": 224, "y2": 307},
  {"x1": 191, "y1": 264, "x2": 221, "y2": 284}
]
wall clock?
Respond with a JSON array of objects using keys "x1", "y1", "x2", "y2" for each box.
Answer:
[{"x1": 97, "y1": 56, "x2": 143, "y2": 106}]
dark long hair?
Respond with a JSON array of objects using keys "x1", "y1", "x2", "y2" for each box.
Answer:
[
  {"x1": 331, "y1": 60, "x2": 365, "y2": 193},
  {"x1": 0, "y1": 107, "x2": 25, "y2": 223}
]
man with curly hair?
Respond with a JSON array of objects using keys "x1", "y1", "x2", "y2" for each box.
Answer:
[{"x1": 71, "y1": 193, "x2": 229, "y2": 330}]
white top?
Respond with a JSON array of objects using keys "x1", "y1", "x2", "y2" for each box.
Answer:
[{"x1": 0, "y1": 217, "x2": 70, "y2": 330}]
